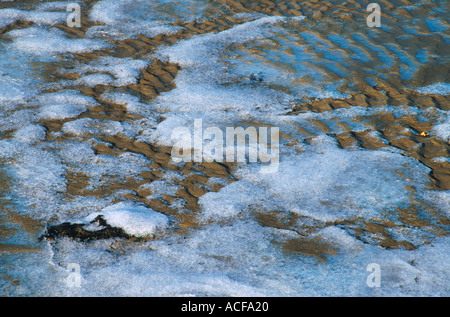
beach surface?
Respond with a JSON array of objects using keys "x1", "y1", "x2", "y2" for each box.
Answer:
[{"x1": 0, "y1": 0, "x2": 449, "y2": 296}]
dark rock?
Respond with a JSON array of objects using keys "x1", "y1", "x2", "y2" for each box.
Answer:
[{"x1": 41, "y1": 215, "x2": 131, "y2": 242}]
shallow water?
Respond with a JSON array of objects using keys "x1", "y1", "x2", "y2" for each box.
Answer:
[{"x1": 0, "y1": 0, "x2": 449, "y2": 296}]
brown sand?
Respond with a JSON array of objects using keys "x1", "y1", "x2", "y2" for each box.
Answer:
[{"x1": 0, "y1": 0, "x2": 448, "y2": 267}]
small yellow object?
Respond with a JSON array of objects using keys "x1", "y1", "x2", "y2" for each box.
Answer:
[{"x1": 419, "y1": 131, "x2": 429, "y2": 137}]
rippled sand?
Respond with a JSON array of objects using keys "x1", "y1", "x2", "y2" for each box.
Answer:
[{"x1": 0, "y1": 0, "x2": 449, "y2": 296}]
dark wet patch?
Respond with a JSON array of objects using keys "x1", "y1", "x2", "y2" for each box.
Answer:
[{"x1": 41, "y1": 215, "x2": 131, "y2": 242}]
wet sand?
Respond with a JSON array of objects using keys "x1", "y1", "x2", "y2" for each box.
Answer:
[{"x1": 0, "y1": 0, "x2": 449, "y2": 293}]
